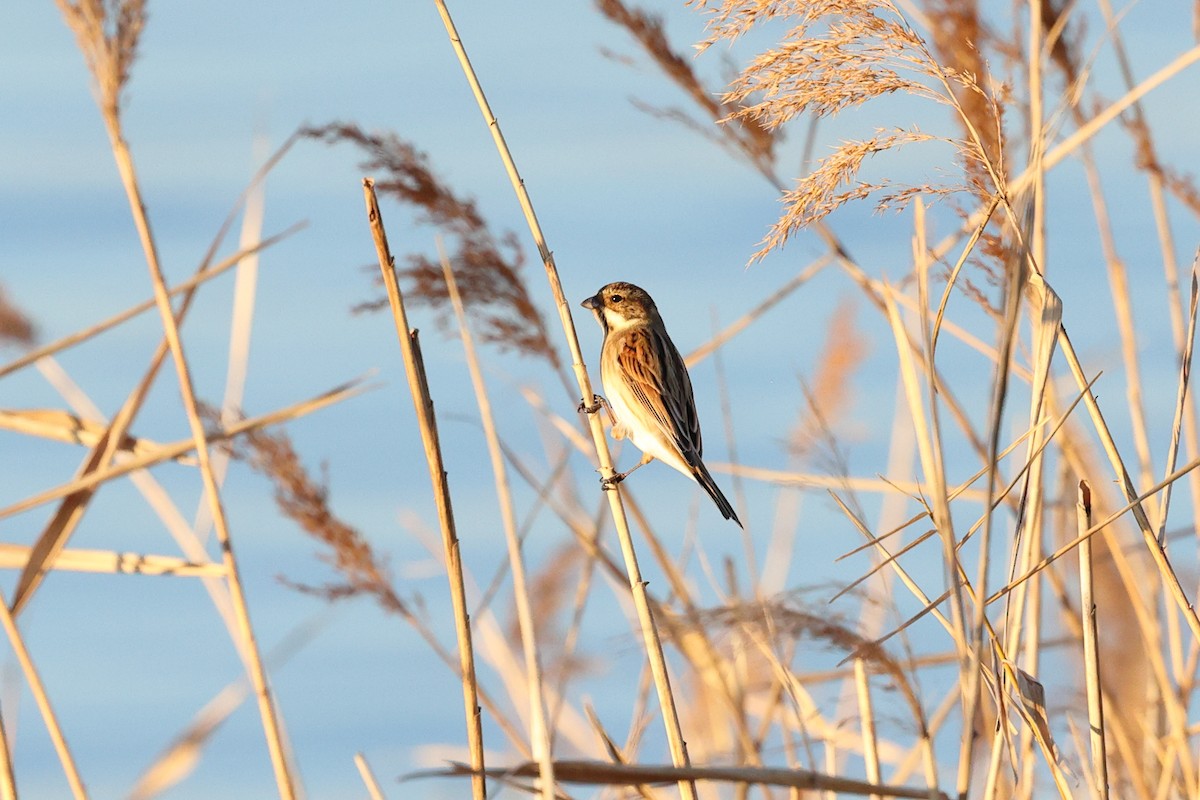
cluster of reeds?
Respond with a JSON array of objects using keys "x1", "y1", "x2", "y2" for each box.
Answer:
[{"x1": 3, "y1": 0, "x2": 1199, "y2": 798}]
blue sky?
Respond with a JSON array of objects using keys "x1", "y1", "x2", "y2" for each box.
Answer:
[{"x1": 3, "y1": 1, "x2": 1200, "y2": 798}]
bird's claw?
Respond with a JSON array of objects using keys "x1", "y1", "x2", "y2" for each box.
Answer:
[
  {"x1": 579, "y1": 394, "x2": 604, "y2": 415},
  {"x1": 600, "y1": 473, "x2": 625, "y2": 491}
]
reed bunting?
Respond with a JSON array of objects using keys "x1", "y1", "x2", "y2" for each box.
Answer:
[{"x1": 581, "y1": 282, "x2": 742, "y2": 527}]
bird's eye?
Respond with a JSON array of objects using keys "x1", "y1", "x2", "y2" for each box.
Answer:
[{"x1": 610, "y1": 294, "x2": 623, "y2": 304}]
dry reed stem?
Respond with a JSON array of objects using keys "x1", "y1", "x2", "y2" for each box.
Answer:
[
  {"x1": 0, "y1": 710, "x2": 14, "y2": 800},
  {"x1": 107, "y1": 130, "x2": 294, "y2": 796},
  {"x1": 854, "y1": 659, "x2": 882, "y2": 800},
  {"x1": 0, "y1": 408, "x2": 175, "y2": 456},
  {"x1": 439, "y1": 247, "x2": 555, "y2": 798},
  {"x1": 354, "y1": 753, "x2": 386, "y2": 800},
  {"x1": 0, "y1": 224, "x2": 303, "y2": 382},
  {"x1": 930, "y1": 41, "x2": 1200, "y2": 264},
  {"x1": 429, "y1": 3, "x2": 697, "y2": 796},
  {"x1": 51, "y1": 5, "x2": 295, "y2": 781},
  {"x1": 1052, "y1": 320, "x2": 1200, "y2": 641},
  {"x1": 881, "y1": 283, "x2": 974, "y2": 787},
  {"x1": 9, "y1": 175, "x2": 281, "y2": 619},
  {"x1": 0, "y1": 378, "x2": 365, "y2": 520},
  {"x1": 988, "y1": 449, "x2": 1200, "y2": 604},
  {"x1": 0, "y1": 544, "x2": 222, "y2": 577},
  {"x1": 1076, "y1": 481, "x2": 1110, "y2": 799},
  {"x1": 619, "y1": 494, "x2": 765, "y2": 764},
  {"x1": 404, "y1": 513, "x2": 598, "y2": 756},
  {"x1": 33, "y1": 358, "x2": 245, "y2": 648},
  {"x1": 1156, "y1": 264, "x2": 1199, "y2": 543},
  {"x1": 362, "y1": 180, "x2": 486, "y2": 800},
  {"x1": 431, "y1": 759, "x2": 950, "y2": 798},
  {"x1": 717, "y1": 466, "x2": 989, "y2": 501},
  {"x1": 0, "y1": 580, "x2": 86, "y2": 798},
  {"x1": 1046, "y1": 418, "x2": 1195, "y2": 796}
]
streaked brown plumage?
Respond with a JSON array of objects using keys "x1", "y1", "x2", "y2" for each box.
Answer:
[{"x1": 581, "y1": 282, "x2": 742, "y2": 527}]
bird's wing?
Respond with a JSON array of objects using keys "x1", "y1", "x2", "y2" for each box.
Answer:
[{"x1": 616, "y1": 327, "x2": 703, "y2": 461}]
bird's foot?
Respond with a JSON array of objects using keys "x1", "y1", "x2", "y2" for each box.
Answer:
[
  {"x1": 600, "y1": 472, "x2": 627, "y2": 491},
  {"x1": 578, "y1": 394, "x2": 605, "y2": 415}
]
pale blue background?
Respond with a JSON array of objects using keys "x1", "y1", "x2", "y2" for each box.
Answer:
[{"x1": 2, "y1": 2, "x2": 1199, "y2": 798}]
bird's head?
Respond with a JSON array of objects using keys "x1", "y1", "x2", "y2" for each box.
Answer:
[{"x1": 580, "y1": 282, "x2": 657, "y2": 334}]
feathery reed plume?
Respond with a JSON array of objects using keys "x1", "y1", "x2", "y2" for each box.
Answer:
[
  {"x1": 921, "y1": 0, "x2": 1004, "y2": 192},
  {"x1": 695, "y1": 0, "x2": 1006, "y2": 260},
  {"x1": 53, "y1": 0, "x2": 145, "y2": 119},
  {"x1": 221, "y1": 420, "x2": 402, "y2": 612},
  {"x1": 0, "y1": 288, "x2": 35, "y2": 346},
  {"x1": 595, "y1": 0, "x2": 778, "y2": 177},
  {"x1": 302, "y1": 123, "x2": 561, "y2": 370}
]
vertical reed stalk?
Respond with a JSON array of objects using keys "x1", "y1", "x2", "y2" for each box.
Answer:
[
  {"x1": 1077, "y1": 482, "x2": 1109, "y2": 799},
  {"x1": 428, "y1": 3, "x2": 696, "y2": 796},
  {"x1": 100, "y1": 112, "x2": 295, "y2": 800},
  {"x1": 363, "y1": 180, "x2": 486, "y2": 800},
  {"x1": 854, "y1": 658, "x2": 881, "y2": 800},
  {"x1": 440, "y1": 248, "x2": 556, "y2": 798}
]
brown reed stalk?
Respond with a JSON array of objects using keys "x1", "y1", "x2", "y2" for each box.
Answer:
[
  {"x1": 439, "y1": 246, "x2": 556, "y2": 798},
  {"x1": 1076, "y1": 481, "x2": 1110, "y2": 799},
  {"x1": 428, "y1": 3, "x2": 697, "y2": 797},
  {"x1": 362, "y1": 180, "x2": 486, "y2": 800},
  {"x1": 431, "y1": 758, "x2": 951, "y2": 798}
]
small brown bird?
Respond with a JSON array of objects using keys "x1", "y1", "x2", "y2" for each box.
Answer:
[{"x1": 581, "y1": 281, "x2": 742, "y2": 527}]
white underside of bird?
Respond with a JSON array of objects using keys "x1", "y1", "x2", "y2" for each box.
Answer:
[{"x1": 602, "y1": 369, "x2": 695, "y2": 478}]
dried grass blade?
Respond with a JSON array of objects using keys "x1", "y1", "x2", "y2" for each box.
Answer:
[
  {"x1": 0, "y1": 409, "x2": 173, "y2": 459},
  {"x1": 0, "y1": 544, "x2": 224, "y2": 577},
  {"x1": 1156, "y1": 260, "x2": 1200, "y2": 543},
  {"x1": 684, "y1": 256, "x2": 829, "y2": 367},
  {"x1": 1055, "y1": 320, "x2": 1200, "y2": 642},
  {"x1": 192, "y1": 139, "x2": 269, "y2": 545},
  {"x1": 424, "y1": 760, "x2": 949, "y2": 799},
  {"x1": 880, "y1": 286, "x2": 971, "y2": 661},
  {"x1": 0, "y1": 222, "x2": 304, "y2": 383},
  {"x1": 354, "y1": 753, "x2": 386, "y2": 800},
  {"x1": 0, "y1": 378, "x2": 368, "y2": 522},
  {"x1": 988, "y1": 450, "x2": 1200, "y2": 604}
]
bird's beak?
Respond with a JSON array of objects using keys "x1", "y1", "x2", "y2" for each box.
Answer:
[{"x1": 581, "y1": 294, "x2": 601, "y2": 311}]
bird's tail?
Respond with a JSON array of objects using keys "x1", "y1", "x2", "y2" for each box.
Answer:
[{"x1": 692, "y1": 459, "x2": 742, "y2": 528}]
